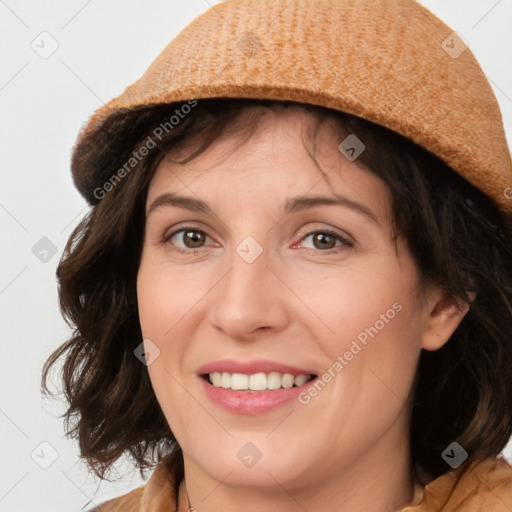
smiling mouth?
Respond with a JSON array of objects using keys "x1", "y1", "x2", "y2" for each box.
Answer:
[{"x1": 201, "y1": 372, "x2": 317, "y2": 392}]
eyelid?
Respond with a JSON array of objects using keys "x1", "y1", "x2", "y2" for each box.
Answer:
[
  {"x1": 295, "y1": 224, "x2": 354, "y2": 245},
  {"x1": 293, "y1": 228, "x2": 354, "y2": 254},
  {"x1": 162, "y1": 222, "x2": 354, "y2": 257},
  {"x1": 162, "y1": 224, "x2": 215, "y2": 246}
]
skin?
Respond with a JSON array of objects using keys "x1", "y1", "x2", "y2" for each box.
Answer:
[{"x1": 136, "y1": 105, "x2": 470, "y2": 512}]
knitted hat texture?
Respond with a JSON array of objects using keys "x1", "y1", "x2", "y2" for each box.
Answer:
[{"x1": 71, "y1": 0, "x2": 512, "y2": 230}]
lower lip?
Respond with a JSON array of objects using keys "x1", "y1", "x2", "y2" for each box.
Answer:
[{"x1": 199, "y1": 376, "x2": 316, "y2": 415}]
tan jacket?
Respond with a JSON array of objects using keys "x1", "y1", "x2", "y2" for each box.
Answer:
[{"x1": 91, "y1": 452, "x2": 512, "y2": 511}]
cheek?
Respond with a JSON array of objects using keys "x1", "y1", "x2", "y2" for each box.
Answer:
[
  {"x1": 295, "y1": 278, "x2": 423, "y2": 464},
  {"x1": 136, "y1": 256, "x2": 206, "y2": 340},
  {"x1": 291, "y1": 258, "x2": 424, "y2": 412},
  {"x1": 287, "y1": 259, "x2": 419, "y2": 352},
  {"x1": 136, "y1": 257, "x2": 213, "y2": 424}
]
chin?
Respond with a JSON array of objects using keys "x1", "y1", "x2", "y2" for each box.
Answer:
[{"x1": 185, "y1": 434, "x2": 313, "y2": 489}]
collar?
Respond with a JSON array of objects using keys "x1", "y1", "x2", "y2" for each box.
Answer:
[{"x1": 140, "y1": 450, "x2": 184, "y2": 512}]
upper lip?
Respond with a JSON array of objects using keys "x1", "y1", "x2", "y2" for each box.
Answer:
[{"x1": 197, "y1": 359, "x2": 317, "y2": 376}]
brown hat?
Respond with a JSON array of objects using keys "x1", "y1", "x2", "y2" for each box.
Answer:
[{"x1": 72, "y1": 0, "x2": 512, "y2": 230}]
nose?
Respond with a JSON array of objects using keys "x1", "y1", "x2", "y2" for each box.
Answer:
[{"x1": 207, "y1": 244, "x2": 290, "y2": 341}]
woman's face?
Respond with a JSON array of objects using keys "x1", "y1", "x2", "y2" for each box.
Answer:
[{"x1": 137, "y1": 106, "x2": 464, "y2": 491}]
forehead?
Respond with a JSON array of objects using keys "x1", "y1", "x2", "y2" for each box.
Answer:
[{"x1": 146, "y1": 106, "x2": 391, "y2": 223}]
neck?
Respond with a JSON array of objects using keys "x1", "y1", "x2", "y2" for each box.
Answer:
[{"x1": 177, "y1": 426, "x2": 424, "y2": 512}]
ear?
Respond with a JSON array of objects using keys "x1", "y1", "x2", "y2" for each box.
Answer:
[{"x1": 421, "y1": 288, "x2": 475, "y2": 351}]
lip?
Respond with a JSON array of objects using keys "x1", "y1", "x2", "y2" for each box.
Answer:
[
  {"x1": 197, "y1": 359, "x2": 318, "y2": 415},
  {"x1": 197, "y1": 359, "x2": 316, "y2": 376}
]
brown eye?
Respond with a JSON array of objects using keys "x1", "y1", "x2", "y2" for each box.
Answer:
[
  {"x1": 312, "y1": 232, "x2": 337, "y2": 250},
  {"x1": 299, "y1": 229, "x2": 353, "y2": 254},
  {"x1": 182, "y1": 230, "x2": 206, "y2": 248},
  {"x1": 164, "y1": 227, "x2": 211, "y2": 252}
]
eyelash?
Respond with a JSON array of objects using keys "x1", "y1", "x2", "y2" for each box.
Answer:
[{"x1": 162, "y1": 225, "x2": 353, "y2": 256}]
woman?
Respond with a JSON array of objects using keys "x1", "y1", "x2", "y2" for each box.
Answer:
[{"x1": 42, "y1": 0, "x2": 512, "y2": 510}]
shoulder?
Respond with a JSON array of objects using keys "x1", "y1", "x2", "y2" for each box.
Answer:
[
  {"x1": 85, "y1": 450, "x2": 184, "y2": 512},
  {"x1": 467, "y1": 456, "x2": 512, "y2": 502},
  {"x1": 443, "y1": 455, "x2": 512, "y2": 507},
  {"x1": 86, "y1": 486, "x2": 144, "y2": 512},
  {"x1": 402, "y1": 456, "x2": 512, "y2": 512}
]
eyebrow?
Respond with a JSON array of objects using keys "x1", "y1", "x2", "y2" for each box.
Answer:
[
  {"x1": 147, "y1": 192, "x2": 380, "y2": 226},
  {"x1": 283, "y1": 195, "x2": 380, "y2": 226}
]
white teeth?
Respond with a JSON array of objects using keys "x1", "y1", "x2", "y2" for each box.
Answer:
[
  {"x1": 249, "y1": 372, "x2": 267, "y2": 390},
  {"x1": 208, "y1": 371, "x2": 312, "y2": 391},
  {"x1": 267, "y1": 372, "x2": 282, "y2": 390},
  {"x1": 282, "y1": 373, "x2": 294, "y2": 388},
  {"x1": 293, "y1": 374, "x2": 308, "y2": 386},
  {"x1": 211, "y1": 372, "x2": 222, "y2": 387},
  {"x1": 231, "y1": 373, "x2": 248, "y2": 390},
  {"x1": 220, "y1": 372, "x2": 231, "y2": 388}
]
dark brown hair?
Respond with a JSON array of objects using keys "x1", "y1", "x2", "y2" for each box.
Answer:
[{"x1": 41, "y1": 98, "x2": 512, "y2": 481}]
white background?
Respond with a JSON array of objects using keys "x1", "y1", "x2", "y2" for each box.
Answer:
[{"x1": 1, "y1": 1, "x2": 511, "y2": 510}]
